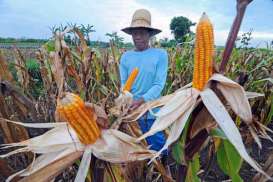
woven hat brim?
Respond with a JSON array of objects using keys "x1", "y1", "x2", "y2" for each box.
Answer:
[{"x1": 121, "y1": 26, "x2": 161, "y2": 36}]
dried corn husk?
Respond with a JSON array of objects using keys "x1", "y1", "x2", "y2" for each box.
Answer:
[{"x1": 0, "y1": 118, "x2": 154, "y2": 181}]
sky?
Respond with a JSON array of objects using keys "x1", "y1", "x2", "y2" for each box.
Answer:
[{"x1": 0, "y1": 0, "x2": 273, "y2": 46}]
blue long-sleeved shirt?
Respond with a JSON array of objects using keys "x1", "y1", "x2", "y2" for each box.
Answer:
[{"x1": 119, "y1": 48, "x2": 168, "y2": 118}]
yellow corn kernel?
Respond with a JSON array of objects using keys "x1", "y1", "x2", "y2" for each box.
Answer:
[
  {"x1": 56, "y1": 92, "x2": 101, "y2": 144},
  {"x1": 123, "y1": 68, "x2": 139, "y2": 92},
  {"x1": 192, "y1": 13, "x2": 214, "y2": 90}
]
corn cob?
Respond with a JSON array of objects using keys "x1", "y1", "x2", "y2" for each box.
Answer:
[
  {"x1": 123, "y1": 67, "x2": 139, "y2": 92},
  {"x1": 193, "y1": 13, "x2": 214, "y2": 90},
  {"x1": 56, "y1": 92, "x2": 101, "y2": 144}
]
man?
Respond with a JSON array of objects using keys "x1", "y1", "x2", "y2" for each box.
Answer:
[{"x1": 120, "y1": 9, "x2": 168, "y2": 155}]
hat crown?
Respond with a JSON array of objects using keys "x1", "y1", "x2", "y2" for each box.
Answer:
[
  {"x1": 121, "y1": 9, "x2": 161, "y2": 36},
  {"x1": 131, "y1": 9, "x2": 151, "y2": 27}
]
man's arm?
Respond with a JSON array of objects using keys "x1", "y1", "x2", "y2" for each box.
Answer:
[
  {"x1": 142, "y1": 50, "x2": 168, "y2": 102},
  {"x1": 119, "y1": 54, "x2": 128, "y2": 89}
]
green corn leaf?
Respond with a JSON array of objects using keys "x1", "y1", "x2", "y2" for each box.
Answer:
[
  {"x1": 44, "y1": 40, "x2": 55, "y2": 52},
  {"x1": 185, "y1": 154, "x2": 201, "y2": 182},
  {"x1": 210, "y1": 127, "x2": 227, "y2": 140},
  {"x1": 216, "y1": 139, "x2": 243, "y2": 181},
  {"x1": 171, "y1": 118, "x2": 191, "y2": 164},
  {"x1": 231, "y1": 173, "x2": 244, "y2": 182},
  {"x1": 265, "y1": 94, "x2": 273, "y2": 125}
]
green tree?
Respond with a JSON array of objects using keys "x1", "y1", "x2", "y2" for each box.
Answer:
[
  {"x1": 159, "y1": 38, "x2": 176, "y2": 48},
  {"x1": 170, "y1": 16, "x2": 195, "y2": 43},
  {"x1": 80, "y1": 24, "x2": 95, "y2": 45},
  {"x1": 105, "y1": 32, "x2": 124, "y2": 48}
]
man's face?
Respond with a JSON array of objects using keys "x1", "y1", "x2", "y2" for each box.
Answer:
[{"x1": 131, "y1": 28, "x2": 150, "y2": 51}]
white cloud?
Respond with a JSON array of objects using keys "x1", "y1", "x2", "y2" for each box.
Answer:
[
  {"x1": 252, "y1": 32, "x2": 273, "y2": 39},
  {"x1": 1, "y1": 0, "x2": 159, "y2": 40},
  {"x1": 214, "y1": 30, "x2": 273, "y2": 46},
  {"x1": 0, "y1": 0, "x2": 202, "y2": 41}
]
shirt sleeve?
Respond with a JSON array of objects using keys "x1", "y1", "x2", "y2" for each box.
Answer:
[
  {"x1": 119, "y1": 54, "x2": 128, "y2": 89},
  {"x1": 142, "y1": 50, "x2": 168, "y2": 102}
]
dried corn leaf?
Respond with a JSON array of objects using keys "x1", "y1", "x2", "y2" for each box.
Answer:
[
  {"x1": 212, "y1": 74, "x2": 267, "y2": 146},
  {"x1": 123, "y1": 93, "x2": 174, "y2": 122},
  {"x1": 14, "y1": 47, "x2": 29, "y2": 89},
  {"x1": 73, "y1": 28, "x2": 91, "y2": 70},
  {"x1": 137, "y1": 89, "x2": 198, "y2": 142},
  {"x1": 190, "y1": 106, "x2": 217, "y2": 139},
  {"x1": 85, "y1": 102, "x2": 109, "y2": 128},
  {"x1": 151, "y1": 100, "x2": 196, "y2": 161},
  {"x1": 110, "y1": 91, "x2": 133, "y2": 117},
  {"x1": 0, "y1": 115, "x2": 13, "y2": 143},
  {"x1": 0, "y1": 81, "x2": 37, "y2": 120},
  {"x1": 0, "y1": 120, "x2": 83, "y2": 156},
  {"x1": 48, "y1": 52, "x2": 65, "y2": 95},
  {"x1": 0, "y1": 51, "x2": 14, "y2": 82},
  {"x1": 91, "y1": 129, "x2": 154, "y2": 163},
  {"x1": 210, "y1": 73, "x2": 252, "y2": 123},
  {"x1": 200, "y1": 88, "x2": 270, "y2": 179},
  {"x1": 0, "y1": 159, "x2": 15, "y2": 179},
  {"x1": 245, "y1": 91, "x2": 264, "y2": 99},
  {"x1": 152, "y1": 88, "x2": 195, "y2": 117},
  {"x1": 253, "y1": 151, "x2": 273, "y2": 182},
  {"x1": 19, "y1": 151, "x2": 83, "y2": 182},
  {"x1": 1, "y1": 119, "x2": 154, "y2": 181},
  {"x1": 74, "y1": 147, "x2": 92, "y2": 182},
  {"x1": 21, "y1": 148, "x2": 77, "y2": 177}
]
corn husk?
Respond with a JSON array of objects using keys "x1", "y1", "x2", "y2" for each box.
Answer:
[
  {"x1": 135, "y1": 73, "x2": 271, "y2": 179},
  {"x1": 210, "y1": 73, "x2": 252, "y2": 123},
  {"x1": 0, "y1": 119, "x2": 154, "y2": 181},
  {"x1": 137, "y1": 88, "x2": 199, "y2": 141},
  {"x1": 200, "y1": 88, "x2": 270, "y2": 179},
  {"x1": 110, "y1": 91, "x2": 133, "y2": 117}
]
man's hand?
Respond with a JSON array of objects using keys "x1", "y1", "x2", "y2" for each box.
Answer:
[{"x1": 129, "y1": 98, "x2": 145, "y2": 112}]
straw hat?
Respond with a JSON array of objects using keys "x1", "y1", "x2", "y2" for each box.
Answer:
[{"x1": 121, "y1": 9, "x2": 161, "y2": 36}]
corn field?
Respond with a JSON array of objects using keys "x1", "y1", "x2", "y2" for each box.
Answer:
[{"x1": 0, "y1": 1, "x2": 273, "y2": 182}]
